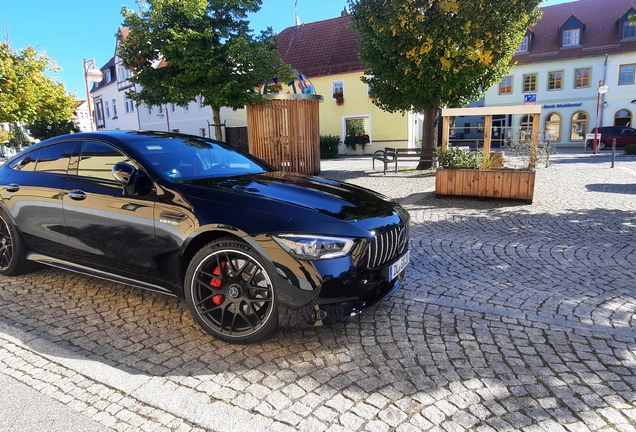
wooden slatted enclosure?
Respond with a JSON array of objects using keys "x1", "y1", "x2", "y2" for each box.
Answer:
[
  {"x1": 435, "y1": 169, "x2": 536, "y2": 203},
  {"x1": 246, "y1": 94, "x2": 323, "y2": 175}
]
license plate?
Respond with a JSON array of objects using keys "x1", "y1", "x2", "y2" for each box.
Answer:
[{"x1": 389, "y1": 250, "x2": 410, "y2": 280}]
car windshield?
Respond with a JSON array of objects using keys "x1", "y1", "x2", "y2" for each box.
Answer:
[{"x1": 134, "y1": 135, "x2": 269, "y2": 180}]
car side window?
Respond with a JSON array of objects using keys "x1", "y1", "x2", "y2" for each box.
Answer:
[
  {"x1": 8, "y1": 149, "x2": 41, "y2": 172},
  {"x1": 34, "y1": 143, "x2": 76, "y2": 174},
  {"x1": 622, "y1": 128, "x2": 635, "y2": 135},
  {"x1": 77, "y1": 141, "x2": 130, "y2": 181}
]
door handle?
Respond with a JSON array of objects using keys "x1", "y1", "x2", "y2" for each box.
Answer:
[
  {"x1": 68, "y1": 190, "x2": 86, "y2": 200},
  {"x1": 5, "y1": 183, "x2": 19, "y2": 192}
]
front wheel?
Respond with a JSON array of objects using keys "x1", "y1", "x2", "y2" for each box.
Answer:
[
  {"x1": 184, "y1": 237, "x2": 278, "y2": 343},
  {"x1": 597, "y1": 141, "x2": 607, "y2": 150}
]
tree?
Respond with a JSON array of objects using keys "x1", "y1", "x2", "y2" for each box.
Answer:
[
  {"x1": 347, "y1": 0, "x2": 542, "y2": 169},
  {"x1": 118, "y1": 0, "x2": 293, "y2": 141},
  {"x1": 0, "y1": 43, "x2": 76, "y2": 145},
  {"x1": 28, "y1": 119, "x2": 80, "y2": 141}
]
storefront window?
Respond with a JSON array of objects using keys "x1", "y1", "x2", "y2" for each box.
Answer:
[
  {"x1": 520, "y1": 115, "x2": 533, "y2": 141},
  {"x1": 570, "y1": 111, "x2": 588, "y2": 141},
  {"x1": 544, "y1": 112, "x2": 561, "y2": 141},
  {"x1": 614, "y1": 109, "x2": 632, "y2": 127}
]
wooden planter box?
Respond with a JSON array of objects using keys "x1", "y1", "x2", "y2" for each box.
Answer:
[{"x1": 435, "y1": 168, "x2": 536, "y2": 203}]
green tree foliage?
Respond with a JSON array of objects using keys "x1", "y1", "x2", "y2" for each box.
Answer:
[
  {"x1": 0, "y1": 44, "x2": 76, "y2": 126},
  {"x1": 348, "y1": 0, "x2": 542, "y2": 168},
  {"x1": 118, "y1": 0, "x2": 293, "y2": 140},
  {"x1": 28, "y1": 119, "x2": 80, "y2": 141}
]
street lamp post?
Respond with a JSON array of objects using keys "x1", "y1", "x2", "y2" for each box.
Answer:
[
  {"x1": 83, "y1": 59, "x2": 104, "y2": 131},
  {"x1": 593, "y1": 80, "x2": 609, "y2": 154}
]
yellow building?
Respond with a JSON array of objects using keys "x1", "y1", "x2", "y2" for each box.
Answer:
[{"x1": 277, "y1": 14, "x2": 421, "y2": 154}]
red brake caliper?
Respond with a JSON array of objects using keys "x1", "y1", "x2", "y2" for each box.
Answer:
[{"x1": 210, "y1": 262, "x2": 226, "y2": 305}]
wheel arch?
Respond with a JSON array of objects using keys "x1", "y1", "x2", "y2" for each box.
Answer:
[{"x1": 180, "y1": 226, "x2": 270, "y2": 287}]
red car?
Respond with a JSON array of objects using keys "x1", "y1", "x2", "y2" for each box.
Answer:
[{"x1": 586, "y1": 126, "x2": 636, "y2": 150}]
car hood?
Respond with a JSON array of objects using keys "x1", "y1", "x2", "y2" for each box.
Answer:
[{"x1": 177, "y1": 171, "x2": 398, "y2": 222}]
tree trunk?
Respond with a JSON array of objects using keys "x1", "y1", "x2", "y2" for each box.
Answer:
[
  {"x1": 212, "y1": 106, "x2": 223, "y2": 141},
  {"x1": 416, "y1": 107, "x2": 439, "y2": 170}
]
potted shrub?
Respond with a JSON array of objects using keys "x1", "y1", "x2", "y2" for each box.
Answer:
[{"x1": 434, "y1": 146, "x2": 536, "y2": 203}]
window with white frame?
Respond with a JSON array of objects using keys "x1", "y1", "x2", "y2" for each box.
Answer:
[
  {"x1": 125, "y1": 97, "x2": 134, "y2": 113},
  {"x1": 171, "y1": 103, "x2": 176, "y2": 112},
  {"x1": 562, "y1": 29, "x2": 580, "y2": 47},
  {"x1": 619, "y1": 64, "x2": 635, "y2": 85},
  {"x1": 517, "y1": 36, "x2": 529, "y2": 52},
  {"x1": 200, "y1": 128, "x2": 206, "y2": 137},
  {"x1": 147, "y1": 105, "x2": 152, "y2": 115},
  {"x1": 104, "y1": 70, "x2": 112, "y2": 82},
  {"x1": 104, "y1": 101, "x2": 110, "y2": 118},
  {"x1": 198, "y1": 96, "x2": 205, "y2": 109},
  {"x1": 184, "y1": 103, "x2": 190, "y2": 111},
  {"x1": 343, "y1": 116, "x2": 371, "y2": 150},
  {"x1": 332, "y1": 81, "x2": 344, "y2": 99}
]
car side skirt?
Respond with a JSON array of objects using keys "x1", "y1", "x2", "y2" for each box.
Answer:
[{"x1": 26, "y1": 253, "x2": 177, "y2": 296}]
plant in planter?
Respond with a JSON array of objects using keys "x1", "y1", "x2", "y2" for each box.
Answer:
[
  {"x1": 344, "y1": 133, "x2": 370, "y2": 152},
  {"x1": 435, "y1": 146, "x2": 536, "y2": 203}
]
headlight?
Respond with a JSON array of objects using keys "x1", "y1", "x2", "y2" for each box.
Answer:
[{"x1": 272, "y1": 235, "x2": 355, "y2": 260}]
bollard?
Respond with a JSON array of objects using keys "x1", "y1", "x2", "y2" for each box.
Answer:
[
  {"x1": 611, "y1": 139, "x2": 616, "y2": 168},
  {"x1": 545, "y1": 141, "x2": 550, "y2": 168}
]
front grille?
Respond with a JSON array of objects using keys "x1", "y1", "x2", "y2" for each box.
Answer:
[{"x1": 364, "y1": 223, "x2": 409, "y2": 269}]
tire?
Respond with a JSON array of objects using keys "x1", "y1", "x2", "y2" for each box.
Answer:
[
  {"x1": 0, "y1": 209, "x2": 33, "y2": 276},
  {"x1": 598, "y1": 141, "x2": 607, "y2": 151},
  {"x1": 184, "y1": 237, "x2": 278, "y2": 343}
]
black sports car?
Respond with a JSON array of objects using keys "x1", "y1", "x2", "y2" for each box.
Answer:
[{"x1": 0, "y1": 131, "x2": 410, "y2": 343}]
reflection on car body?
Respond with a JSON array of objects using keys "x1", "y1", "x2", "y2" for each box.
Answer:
[{"x1": 0, "y1": 131, "x2": 410, "y2": 343}]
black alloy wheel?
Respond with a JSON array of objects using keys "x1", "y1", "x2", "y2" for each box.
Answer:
[
  {"x1": 0, "y1": 216, "x2": 14, "y2": 271},
  {"x1": 0, "y1": 210, "x2": 32, "y2": 276},
  {"x1": 184, "y1": 237, "x2": 278, "y2": 343},
  {"x1": 597, "y1": 141, "x2": 607, "y2": 150}
]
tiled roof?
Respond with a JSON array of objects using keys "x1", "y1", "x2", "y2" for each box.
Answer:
[
  {"x1": 277, "y1": 16, "x2": 365, "y2": 78},
  {"x1": 276, "y1": 0, "x2": 636, "y2": 77},
  {"x1": 514, "y1": 0, "x2": 636, "y2": 63}
]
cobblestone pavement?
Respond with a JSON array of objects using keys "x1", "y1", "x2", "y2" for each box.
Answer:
[{"x1": 1, "y1": 150, "x2": 635, "y2": 431}]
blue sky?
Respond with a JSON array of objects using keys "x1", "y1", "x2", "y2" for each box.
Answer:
[{"x1": 3, "y1": 0, "x2": 573, "y2": 99}]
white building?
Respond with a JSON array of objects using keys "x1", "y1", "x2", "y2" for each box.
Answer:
[
  {"x1": 72, "y1": 99, "x2": 93, "y2": 132},
  {"x1": 91, "y1": 28, "x2": 248, "y2": 144},
  {"x1": 484, "y1": 0, "x2": 636, "y2": 147}
]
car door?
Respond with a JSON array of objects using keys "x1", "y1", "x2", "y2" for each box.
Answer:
[
  {"x1": 1, "y1": 142, "x2": 76, "y2": 257},
  {"x1": 61, "y1": 140, "x2": 161, "y2": 285}
]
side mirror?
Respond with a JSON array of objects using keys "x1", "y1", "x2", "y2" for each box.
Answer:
[{"x1": 112, "y1": 162, "x2": 137, "y2": 186}]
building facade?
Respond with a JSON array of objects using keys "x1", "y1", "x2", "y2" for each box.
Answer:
[
  {"x1": 277, "y1": 15, "x2": 421, "y2": 154},
  {"x1": 91, "y1": 28, "x2": 247, "y2": 142},
  {"x1": 484, "y1": 0, "x2": 636, "y2": 147}
]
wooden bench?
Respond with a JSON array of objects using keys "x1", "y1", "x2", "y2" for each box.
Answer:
[{"x1": 372, "y1": 147, "x2": 437, "y2": 174}]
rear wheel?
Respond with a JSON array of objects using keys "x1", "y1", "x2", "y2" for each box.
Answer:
[
  {"x1": 184, "y1": 237, "x2": 278, "y2": 343},
  {"x1": 0, "y1": 209, "x2": 32, "y2": 276}
]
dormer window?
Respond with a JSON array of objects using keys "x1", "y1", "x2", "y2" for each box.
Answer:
[
  {"x1": 517, "y1": 36, "x2": 529, "y2": 52},
  {"x1": 104, "y1": 70, "x2": 112, "y2": 83},
  {"x1": 622, "y1": 21, "x2": 636, "y2": 39},
  {"x1": 562, "y1": 29, "x2": 580, "y2": 47}
]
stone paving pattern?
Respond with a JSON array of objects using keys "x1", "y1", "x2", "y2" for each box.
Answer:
[{"x1": 0, "y1": 150, "x2": 635, "y2": 431}]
